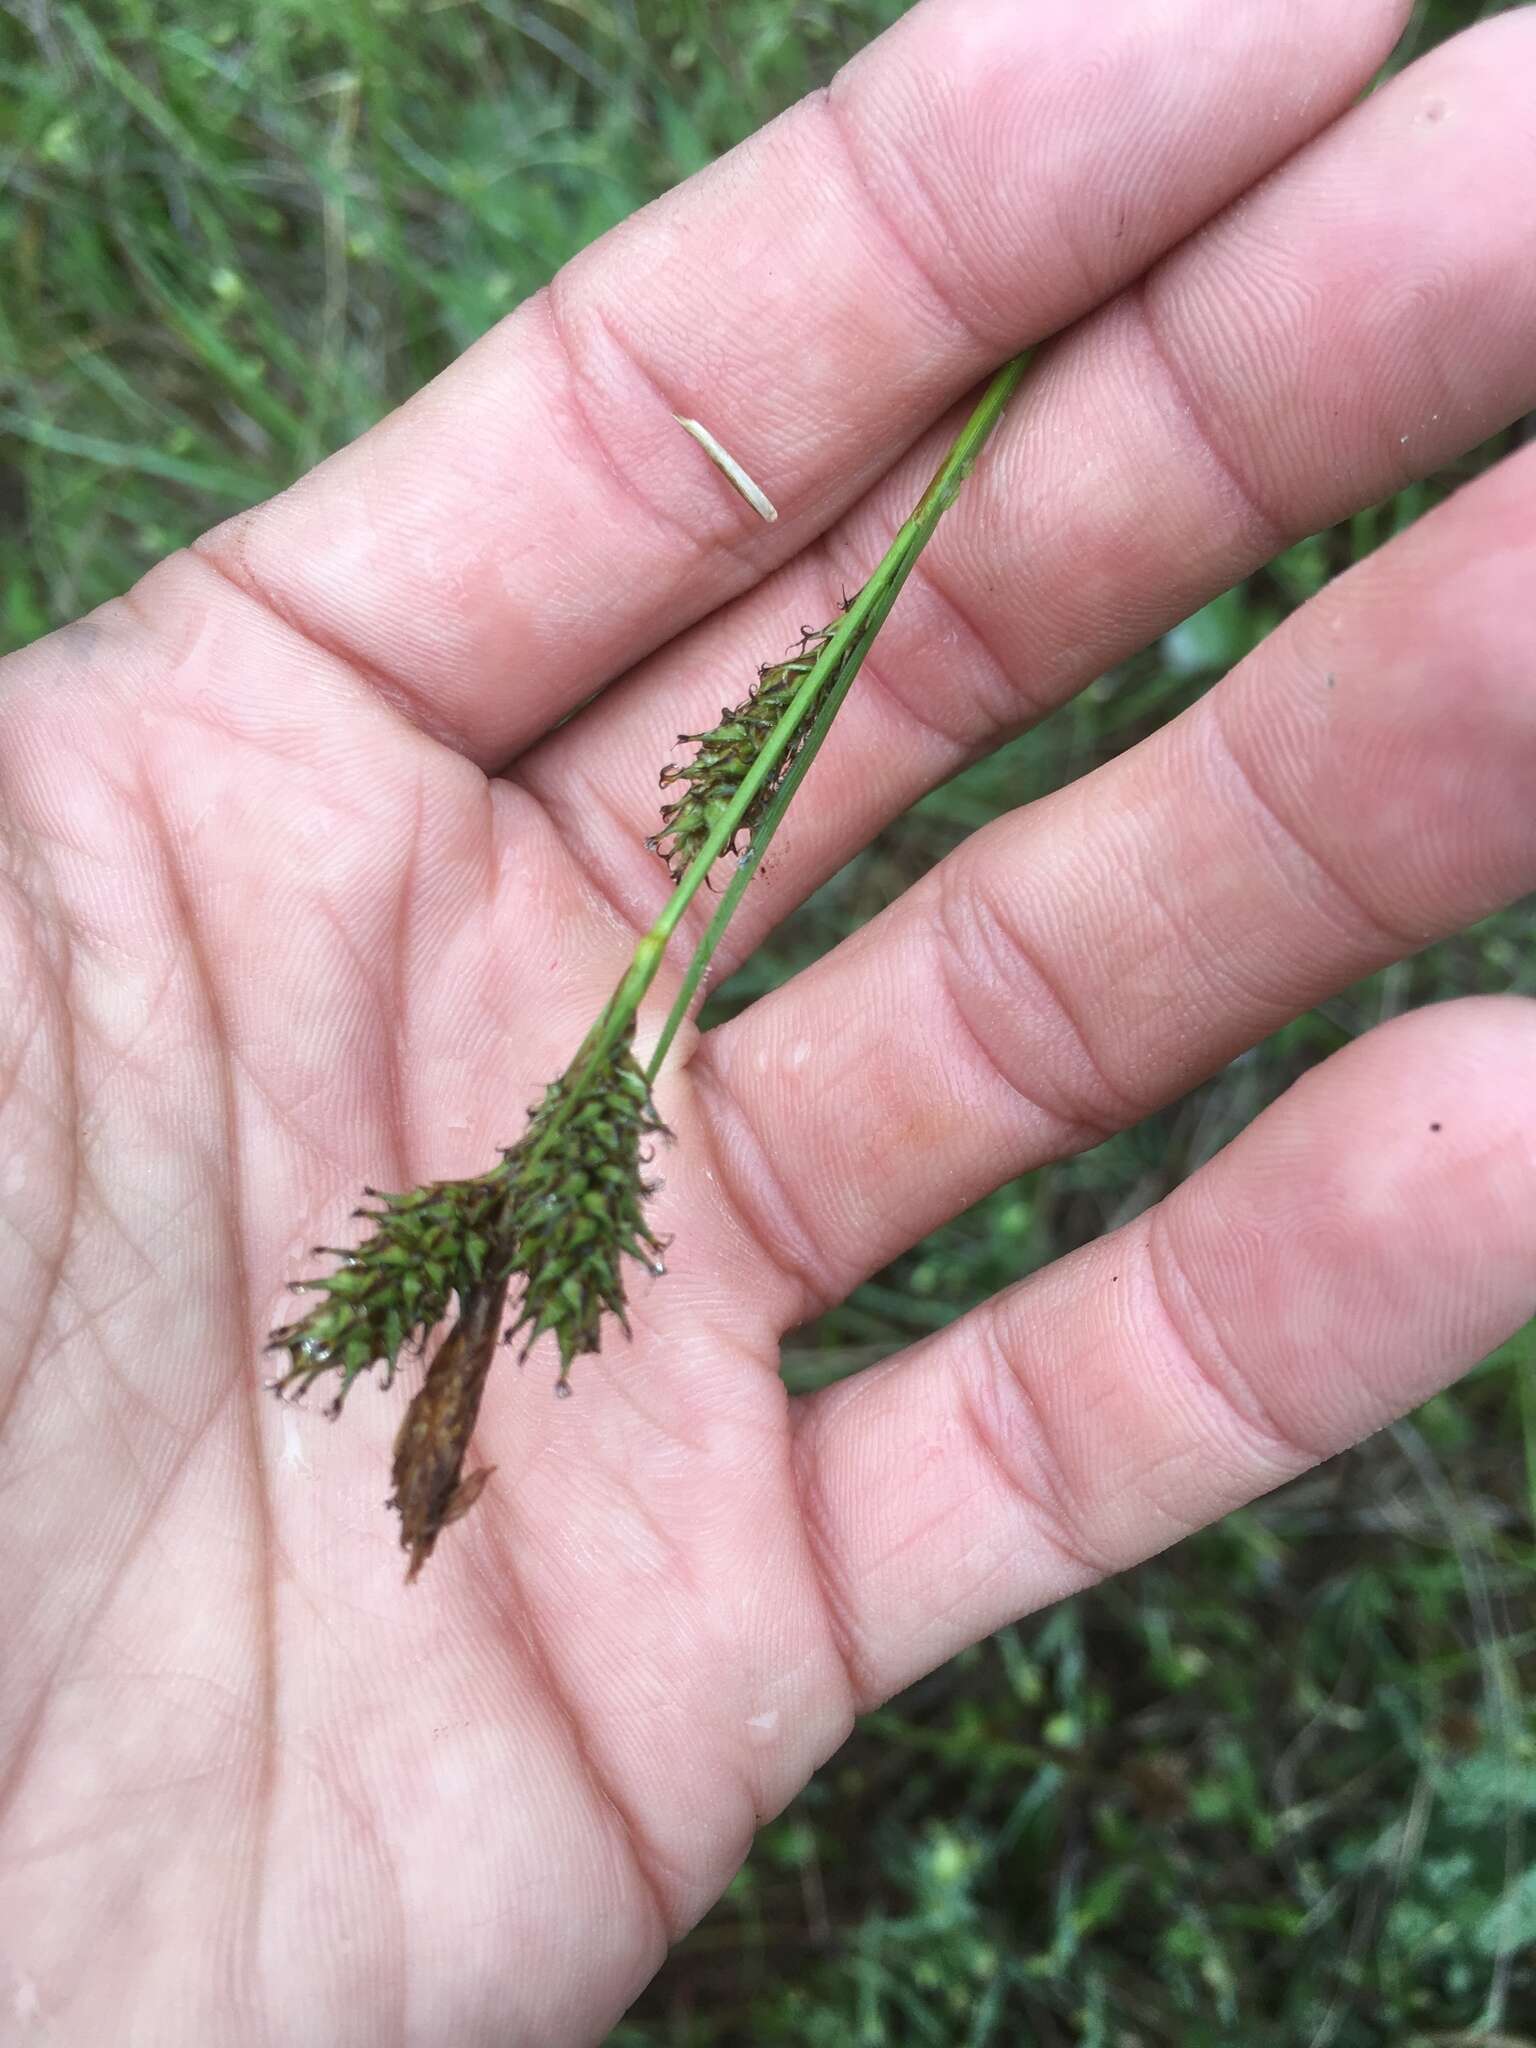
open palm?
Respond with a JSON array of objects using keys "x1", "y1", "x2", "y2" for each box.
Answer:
[{"x1": 4, "y1": 2, "x2": 1536, "y2": 2040}]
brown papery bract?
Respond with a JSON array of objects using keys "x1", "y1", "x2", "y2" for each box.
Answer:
[{"x1": 388, "y1": 1278, "x2": 508, "y2": 1582}]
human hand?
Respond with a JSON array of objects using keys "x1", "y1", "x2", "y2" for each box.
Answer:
[{"x1": 3, "y1": 2, "x2": 1535, "y2": 2040}]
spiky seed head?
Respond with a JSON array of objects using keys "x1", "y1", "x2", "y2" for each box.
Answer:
[
  {"x1": 505, "y1": 1023, "x2": 669, "y2": 1379},
  {"x1": 268, "y1": 1022, "x2": 673, "y2": 1572},
  {"x1": 647, "y1": 625, "x2": 834, "y2": 883},
  {"x1": 266, "y1": 1170, "x2": 515, "y2": 1414}
]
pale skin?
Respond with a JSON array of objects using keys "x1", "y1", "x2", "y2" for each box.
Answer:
[{"x1": 3, "y1": 0, "x2": 1536, "y2": 2038}]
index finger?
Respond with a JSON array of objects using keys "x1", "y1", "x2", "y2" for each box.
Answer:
[{"x1": 191, "y1": 0, "x2": 1409, "y2": 765}]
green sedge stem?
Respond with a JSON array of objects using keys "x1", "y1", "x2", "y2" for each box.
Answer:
[
  {"x1": 591, "y1": 350, "x2": 1030, "y2": 1090},
  {"x1": 646, "y1": 351, "x2": 1032, "y2": 1080},
  {"x1": 645, "y1": 598, "x2": 884, "y2": 1080}
]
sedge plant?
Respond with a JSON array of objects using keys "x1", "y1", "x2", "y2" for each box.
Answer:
[{"x1": 268, "y1": 352, "x2": 1032, "y2": 1578}]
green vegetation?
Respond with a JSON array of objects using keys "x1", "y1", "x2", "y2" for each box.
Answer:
[{"x1": 3, "y1": 0, "x2": 1531, "y2": 2039}]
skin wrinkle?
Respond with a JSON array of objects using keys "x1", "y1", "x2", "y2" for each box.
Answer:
[
  {"x1": 226, "y1": 1041, "x2": 352, "y2": 1174},
  {"x1": 1140, "y1": 1206, "x2": 1322, "y2": 1471},
  {"x1": 1202, "y1": 685, "x2": 1429, "y2": 956},
  {"x1": 683, "y1": 1054, "x2": 840, "y2": 1325},
  {"x1": 785, "y1": 1406, "x2": 868, "y2": 1718},
  {"x1": 0, "y1": 1361, "x2": 246, "y2": 1834},
  {"x1": 1031, "y1": 95, "x2": 1121, "y2": 319},
  {"x1": 151, "y1": 693, "x2": 441, "y2": 860},
  {"x1": 295, "y1": 1747, "x2": 410, "y2": 2048},
  {"x1": 837, "y1": 625, "x2": 976, "y2": 760},
  {"x1": 383, "y1": 774, "x2": 424, "y2": 1217},
  {"x1": 0, "y1": 958, "x2": 52, "y2": 1109},
  {"x1": 141, "y1": 671, "x2": 427, "y2": 1165},
  {"x1": 572, "y1": 1295, "x2": 723, "y2": 1460},
  {"x1": 508, "y1": 757, "x2": 676, "y2": 953},
  {"x1": 6, "y1": 1792, "x2": 229, "y2": 1872},
  {"x1": 1375, "y1": 276, "x2": 1467, "y2": 480},
  {"x1": 48, "y1": 1281, "x2": 193, "y2": 1446},
  {"x1": 1131, "y1": 276, "x2": 1292, "y2": 555},
  {"x1": 189, "y1": 536, "x2": 455, "y2": 758},
  {"x1": 134, "y1": 767, "x2": 282, "y2": 2042},
  {"x1": 67, "y1": 1143, "x2": 204, "y2": 1288},
  {"x1": 583, "y1": 297, "x2": 774, "y2": 582},
  {"x1": 517, "y1": 1470, "x2": 774, "y2": 1928},
  {"x1": 481, "y1": 1354, "x2": 811, "y2": 1899},
  {"x1": 61, "y1": 1318, "x2": 166, "y2": 1502},
  {"x1": 601, "y1": 1442, "x2": 713, "y2": 1587},
  {"x1": 309, "y1": 893, "x2": 406, "y2": 1054},
  {"x1": 477, "y1": 777, "x2": 656, "y2": 1034},
  {"x1": 585, "y1": 303, "x2": 700, "y2": 468},
  {"x1": 961, "y1": 1310, "x2": 1114, "y2": 1587},
  {"x1": 0, "y1": 1199, "x2": 60, "y2": 1296},
  {"x1": 0, "y1": 846, "x2": 80, "y2": 1455},
  {"x1": 71, "y1": 959, "x2": 189, "y2": 1083},
  {"x1": 0, "y1": 1150, "x2": 74, "y2": 1442},
  {"x1": 815, "y1": 86, "x2": 1002, "y2": 359},
  {"x1": 724, "y1": 1408, "x2": 865, "y2": 1832},
  {"x1": 903, "y1": 546, "x2": 1030, "y2": 743},
  {"x1": 933, "y1": 851, "x2": 1141, "y2": 1140},
  {"x1": 1107, "y1": 807, "x2": 1275, "y2": 1032},
  {"x1": 539, "y1": 284, "x2": 715, "y2": 567},
  {"x1": 924, "y1": 914, "x2": 1097, "y2": 1154},
  {"x1": 0, "y1": 1686, "x2": 55, "y2": 1854},
  {"x1": 468, "y1": 1493, "x2": 677, "y2": 1955},
  {"x1": 111, "y1": 578, "x2": 163, "y2": 650},
  {"x1": 0, "y1": 1018, "x2": 75, "y2": 1144}
]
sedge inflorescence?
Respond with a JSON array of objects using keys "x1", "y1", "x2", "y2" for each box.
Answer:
[
  {"x1": 268, "y1": 1021, "x2": 668, "y2": 1573},
  {"x1": 268, "y1": 353, "x2": 1030, "y2": 1580},
  {"x1": 504, "y1": 1025, "x2": 669, "y2": 1379},
  {"x1": 268, "y1": 1171, "x2": 514, "y2": 1417},
  {"x1": 647, "y1": 621, "x2": 835, "y2": 883}
]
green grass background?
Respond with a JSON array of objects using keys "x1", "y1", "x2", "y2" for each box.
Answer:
[{"x1": 4, "y1": 0, "x2": 1534, "y2": 2039}]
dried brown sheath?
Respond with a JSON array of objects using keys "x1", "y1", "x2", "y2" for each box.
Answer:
[{"x1": 388, "y1": 1277, "x2": 507, "y2": 1581}]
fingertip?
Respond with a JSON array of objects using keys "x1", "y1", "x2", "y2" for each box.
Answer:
[{"x1": 1168, "y1": 994, "x2": 1536, "y2": 1450}]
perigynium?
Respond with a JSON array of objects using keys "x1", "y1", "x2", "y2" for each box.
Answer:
[{"x1": 271, "y1": 351, "x2": 1032, "y2": 1577}]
